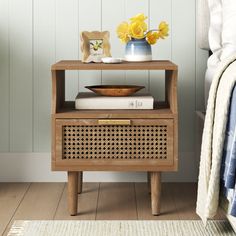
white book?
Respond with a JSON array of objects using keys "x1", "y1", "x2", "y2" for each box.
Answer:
[{"x1": 75, "y1": 92, "x2": 154, "y2": 110}]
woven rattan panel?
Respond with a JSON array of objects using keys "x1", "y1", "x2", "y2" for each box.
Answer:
[{"x1": 62, "y1": 125, "x2": 168, "y2": 160}]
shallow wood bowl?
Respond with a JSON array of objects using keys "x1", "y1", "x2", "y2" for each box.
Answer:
[{"x1": 85, "y1": 85, "x2": 145, "y2": 96}]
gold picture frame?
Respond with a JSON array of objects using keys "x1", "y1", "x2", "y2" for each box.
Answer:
[{"x1": 80, "y1": 31, "x2": 111, "y2": 63}]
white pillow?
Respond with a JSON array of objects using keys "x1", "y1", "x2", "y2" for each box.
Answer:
[
  {"x1": 221, "y1": 0, "x2": 236, "y2": 61},
  {"x1": 208, "y1": 0, "x2": 223, "y2": 55},
  {"x1": 205, "y1": 0, "x2": 223, "y2": 107}
]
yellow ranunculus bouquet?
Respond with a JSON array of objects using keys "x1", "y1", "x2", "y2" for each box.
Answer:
[{"x1": 117, "y1": 13, "x2": 169, "y2": 45}]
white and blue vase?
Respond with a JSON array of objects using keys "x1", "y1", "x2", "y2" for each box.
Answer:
[{"x1": 125, "y1": 38, "x2": 152, "y2": 62}]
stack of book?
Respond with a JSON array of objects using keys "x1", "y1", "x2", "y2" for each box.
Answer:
[{"x1": 75, "y1": 92, "x2": 154, "y2": 110}]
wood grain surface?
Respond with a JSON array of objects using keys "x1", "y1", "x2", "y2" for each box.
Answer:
[{"x1": 2, "y1": 182, "x2": 226, "y2": 235}]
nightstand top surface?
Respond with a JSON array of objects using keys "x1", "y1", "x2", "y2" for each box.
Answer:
[{"x1": 51, "y1": 60, "x2": 178, "y2": 71}]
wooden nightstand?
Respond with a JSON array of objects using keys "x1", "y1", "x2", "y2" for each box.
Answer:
[{"x1": 51, "y1": 60, "x2": 178, "y2": 216}]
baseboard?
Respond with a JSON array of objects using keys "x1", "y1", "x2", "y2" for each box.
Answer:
[{"x1": 0, "y1": 152, "x2": 197, "y2": 182}]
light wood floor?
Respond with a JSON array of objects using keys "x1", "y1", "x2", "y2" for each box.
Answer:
[{"x1": 0, "y1": 182, "x2": 225, "y2": 235}]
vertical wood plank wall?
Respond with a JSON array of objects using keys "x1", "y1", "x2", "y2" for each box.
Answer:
[
  {"x1": 34, "y1": 0, "x2": 55, "y2": 151},
  {"x1": 172, "y1": 0, "x2": 196, "y2": 178},
  {"x1": 78, "y1": 0, "x2": 102, "y2": 92},
  {"x1": 0, "y1": 0, "x2": 9, "y2": 151},
  {"x1": 9, "y1": 0, "x2": 33, "y2": 152},
  {"x1": 56, "y1": 0, "x2": 79, "y2": 101},
  {"x1": 0, "y1": 0, "x2": 207, "y2": 180},
  {"x1": 102, "y1": 0, "x2": 125, "y2": 85}
]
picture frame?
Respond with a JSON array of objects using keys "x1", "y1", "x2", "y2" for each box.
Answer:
[{"x1": 80, "y1": 31, "x2": 111, "y2": 63}]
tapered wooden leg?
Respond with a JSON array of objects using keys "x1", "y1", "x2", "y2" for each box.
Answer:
[
  {"x1": 147, "y1": 172, "x2": 151, "y2": 194},
  {"x1": 150, "y1": 172, "x2": 161, "y2": 215},
  {"x1": 78, "y1": 171, "x2": 83, "y2": 194},
  {"x1": 68, "y1": 171, "x2": 78, "y2": 216}
]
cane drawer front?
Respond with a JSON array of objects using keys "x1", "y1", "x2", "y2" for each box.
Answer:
[{"x1": 54, "y1": 119, "x2": 174, "y2": 169}]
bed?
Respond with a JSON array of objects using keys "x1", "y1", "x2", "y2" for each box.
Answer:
[{"x1": 197, "y1": 0, "x2": 236, "y2": 230}]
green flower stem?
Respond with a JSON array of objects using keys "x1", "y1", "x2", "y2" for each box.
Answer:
[{"x1": 144, "y1": 29, "x2": 159, "y2": 37}]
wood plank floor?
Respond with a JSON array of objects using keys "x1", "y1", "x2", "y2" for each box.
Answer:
[{"x1": 0, "y1": 182, "x2": 225, "y2": 235}]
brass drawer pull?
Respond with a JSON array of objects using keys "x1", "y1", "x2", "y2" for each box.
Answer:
[{"x1": 98, "y1": 119, "x2": 131, "y2": 125}]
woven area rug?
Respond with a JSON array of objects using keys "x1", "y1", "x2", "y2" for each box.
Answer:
[{"x1": 7, "y1": 220, "x2": 235, "y2": 236}]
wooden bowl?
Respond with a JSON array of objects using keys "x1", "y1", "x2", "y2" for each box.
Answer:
[{"x1": 85, "y1": 85, "x2": 145, "y2": 96}]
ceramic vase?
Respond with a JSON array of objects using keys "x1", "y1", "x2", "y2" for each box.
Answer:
[{"x1": 125, "y1": 38, "x2": 152, "y2": 62}]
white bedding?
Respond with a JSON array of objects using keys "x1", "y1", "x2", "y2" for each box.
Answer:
[
  {"x1": 197, "y1": 55, "x2": 236, "y2": 224},
  {"x1": 199, "y1": 0, "x2": 236, "y2": 106},
  {"x1": 197, "y1": 0, "x2": 236, "y2": 225},
  {"x1": 221, "y1": 0, "x2": 236, "y2": 61},
  {"x1": 205, "y1": 0, "x2": 223, "y2": 106}
]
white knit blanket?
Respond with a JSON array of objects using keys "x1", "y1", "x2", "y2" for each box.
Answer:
[{"x1": 196, "y1": 55, "x2": 236, "y2": 224}]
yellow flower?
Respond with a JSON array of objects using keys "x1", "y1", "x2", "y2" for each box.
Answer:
[
  {"x1": 158, "y1": 21, "x2": 169, "y2": 39},
  {"x1": 116, "y1": 22, "x2": 130, "y2": 43},
  {"x1": 140, "y1": 21, "x2": 148, "y2": 32},
  {"x1": 130, "y1": 21, "x2": 145, "y2": 39},
  {"x1": 146, "y1": 32, "x2": 159, "y2": 45},
  {"x1": 130, "y1": 13, "x2": 147, "y2": 23},
  {"x1": 130, "y1": 13, "x2": 148, "y2": 32},
  {"x1": 116, "y1": 14, "x2": 169, "y2": 44}
]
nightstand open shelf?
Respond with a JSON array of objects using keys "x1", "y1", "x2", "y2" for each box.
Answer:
[
  {"x1": 51, "y1": 60, "x2": 178, "y2": 216},
  {"x1": 54, "y1": 101, "x2": 173, "y2": 119}
]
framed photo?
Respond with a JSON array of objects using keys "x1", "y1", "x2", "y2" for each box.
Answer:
[{"x1": 80, "y1": 31, "x2": 111, "y2": 63}]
